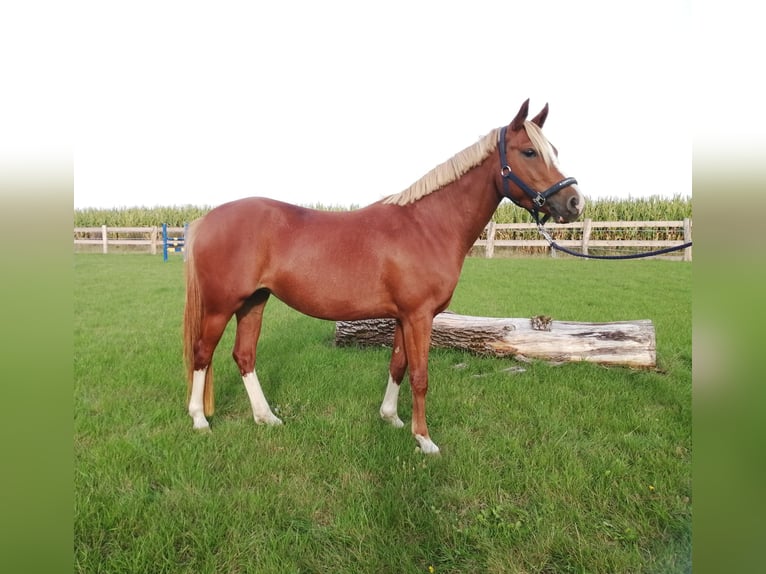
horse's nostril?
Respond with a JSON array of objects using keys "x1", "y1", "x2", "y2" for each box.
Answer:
[{"x1": 568, "y1": 195, "x2": 581, "y2": 213}]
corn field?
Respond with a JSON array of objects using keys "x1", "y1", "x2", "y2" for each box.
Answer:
[
  {"x1": 74, "y1": 205, "x2": 213, "y2": 228},
  {"x1": 73, "y1": 195, "x2": 690, "y2": 228}
]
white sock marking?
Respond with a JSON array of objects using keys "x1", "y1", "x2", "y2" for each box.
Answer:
[
  {"x1": 379, "y1": 375, "x2": 404, "y2": 428},
  {"x1": 242, "y1": 372, "x2": 282, "y2": 425},
  {"x1": 189, "y1": 368, "x2": 210, "y2": 430}
]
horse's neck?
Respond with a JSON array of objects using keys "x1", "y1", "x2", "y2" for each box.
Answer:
[{"x1": 417, "y1": 157, "x2": 501, "y2": 253}]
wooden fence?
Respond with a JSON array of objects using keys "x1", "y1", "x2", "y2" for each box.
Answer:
[
  {"x1": 74, "y1": 219, "x2": 692, "y2": 260},
  {"x1": 476, "y1": 218, "x2": 692, "y2": 260},
  {"x1": 73, "y1": 226, "x2": 185, "y2": 255}
]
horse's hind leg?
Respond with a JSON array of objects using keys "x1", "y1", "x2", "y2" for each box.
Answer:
[
  {"x1": 189, "y1": 312, "x2": 230, "y2": 430},
  {"x1": 380, "y1": 321, "x2": 407, "y2": 428},
  {"x1": 233, "y1": 291, "x2": 282, "y2": 426}
]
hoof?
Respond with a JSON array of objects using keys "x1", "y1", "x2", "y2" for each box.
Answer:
[
  {"x1": 380, "y1": 412, "x2": 405, "y2": 429},
  {"x1": 255, "y1": 413, "x2": 283, "y2": 426},
  {"x1": 415, "y1": 434, "x2": 441, "y2": 455},
  {"x1": 191, "y1": 415, "x2": 210, "y2": 431}
]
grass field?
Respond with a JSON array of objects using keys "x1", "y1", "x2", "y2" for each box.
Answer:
[{"x1": 74, "y1": 254, "x2": 691, "y2": 573}]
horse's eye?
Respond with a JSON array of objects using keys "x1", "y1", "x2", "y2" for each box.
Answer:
[{"x1": 522, "y1": 149, "x2": 537, "y2": 158}]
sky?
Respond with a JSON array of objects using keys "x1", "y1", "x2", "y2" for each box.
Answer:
[{"x1": 5, "y1": 1, "x2": 708, "y2": 209}]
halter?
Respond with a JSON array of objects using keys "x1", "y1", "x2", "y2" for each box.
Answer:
[{"x1": 497, "y1": 125, "x2": 578, "y2": 225}]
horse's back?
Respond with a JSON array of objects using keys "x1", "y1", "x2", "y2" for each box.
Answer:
[
  {"x1": 194, "y1": 196, "x2": 295, "y2": 243},
  {"x1": 193, "y1": 197, "x2": 382, "y2": 257}
]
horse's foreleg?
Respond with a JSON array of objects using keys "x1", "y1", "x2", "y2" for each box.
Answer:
[
  {"x1": 233, "y1": 294, "x2": 282, "y2": 426},
  {"x1": 380, "y1": 321, "x2": 407, "y2": 428},
  {"x1": 402, "y1": 314, "x2": 440, "y2": 454}
]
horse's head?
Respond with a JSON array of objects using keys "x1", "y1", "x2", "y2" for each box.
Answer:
[{"x1": 497, "y1": 99, "x2": 584, "y2": 224}]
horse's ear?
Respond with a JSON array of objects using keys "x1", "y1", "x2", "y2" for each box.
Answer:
[
  {"x1": 510, "y1": 99, "x2": 530, "y2": 131},
  {"x1": 530, "y1": 103, "x2": 549, "y2": 128}
]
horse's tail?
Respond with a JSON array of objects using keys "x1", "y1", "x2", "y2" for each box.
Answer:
[{"x1": 183, "y1": 220, "x2": 214, "y2": 416}]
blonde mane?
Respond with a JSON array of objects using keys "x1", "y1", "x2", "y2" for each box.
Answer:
[{"x1": 383, "y1": 121, "x2": 554, "y2": 206}]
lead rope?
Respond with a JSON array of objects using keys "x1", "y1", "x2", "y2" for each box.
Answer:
[{"x1": 536, "y1": 224, "x2": 693, "y2": 260}]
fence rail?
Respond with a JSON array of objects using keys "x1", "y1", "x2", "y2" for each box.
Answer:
[
  {"x1": 74, "y1": 219, "x2": 692, "y2": 260},
  {"x1": 73, "y1": 226, "x2": 186, "y2": 255}
]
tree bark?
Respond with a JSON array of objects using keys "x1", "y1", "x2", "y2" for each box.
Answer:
[{"x1": 335, "y1": 312, "x2": 656, "y2": 369}]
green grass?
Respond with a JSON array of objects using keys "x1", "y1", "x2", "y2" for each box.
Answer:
[{"x1": 75, "y1": 255, "x2": 691, "y2": 573}]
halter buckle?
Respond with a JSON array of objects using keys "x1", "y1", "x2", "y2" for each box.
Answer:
[{"x1": 533, "y1": 195, "x2": 546, "y2": 207}]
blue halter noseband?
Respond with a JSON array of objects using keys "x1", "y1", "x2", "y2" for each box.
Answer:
[{"x1": 497, "y1": 125, "x2": 578, "y2": 225}]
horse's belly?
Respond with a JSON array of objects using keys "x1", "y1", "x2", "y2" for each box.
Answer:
[
  {"x1": 273, "y1": 286, "x2": 394, "y2": 321},
  {"x1": 267, "y1": 269, "x2": 395, "y2": 321}
]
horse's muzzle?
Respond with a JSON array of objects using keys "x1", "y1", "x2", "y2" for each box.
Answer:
[{"x1": 551, "y1": 187, "x2": 585, "y2": 223}]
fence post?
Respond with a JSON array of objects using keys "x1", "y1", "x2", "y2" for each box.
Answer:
[
  {"x1": 485, "y1": 222, "x2": 496, "y2": 258},
  {"x1": 581, "y1": 218, "x2": 592, "y2": 255},
  {"x1": 548, "y1": 224, "x2": 557, "y2": 258},
  {"x1": 101, "y1": 225, "x2": 108, "y2": 254},
  {"x1": 150, "y1": 226, "x2": 158, "y2": 255},
  {"x1": 683, "y1": 218, "x2": 692, "y2": 261},
  {"x1": 162, "y1": 223, "x2": 168, "y2": 262}
]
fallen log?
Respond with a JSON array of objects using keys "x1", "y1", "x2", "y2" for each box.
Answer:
[{"x1": 335, "y1": 312, "x2": 656, "y2": 369}]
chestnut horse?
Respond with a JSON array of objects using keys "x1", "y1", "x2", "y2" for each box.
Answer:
[{"x1": 184, "y1": 99, "x2": 584, "y2": 453}]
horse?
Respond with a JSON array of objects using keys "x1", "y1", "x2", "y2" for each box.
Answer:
[{"x1": 183, "y1": 99, "x2": 584, "y2": 454}]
